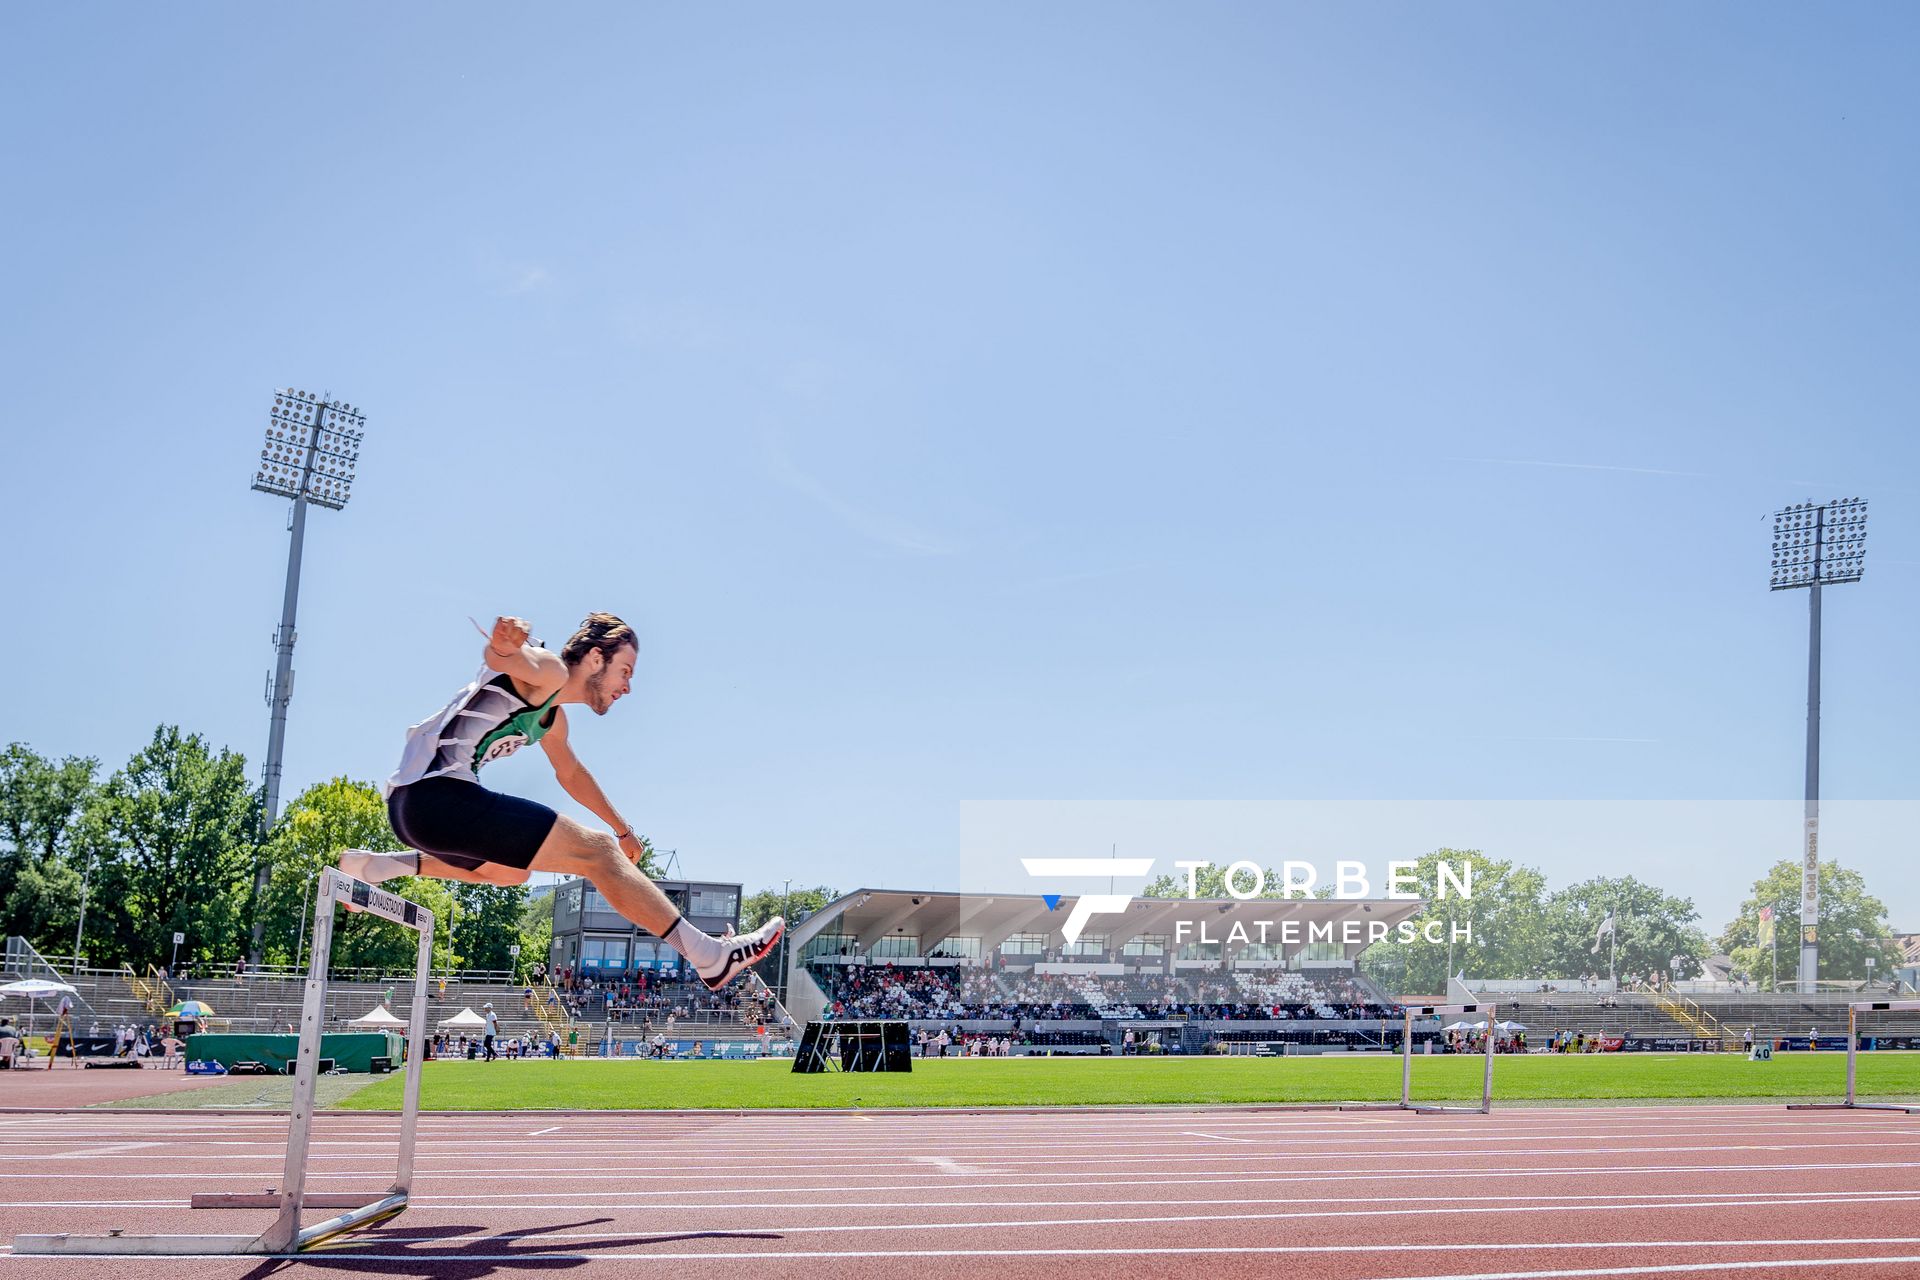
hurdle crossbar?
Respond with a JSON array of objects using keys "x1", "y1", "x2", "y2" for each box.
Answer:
[
  {"x1": 16, "y1": 869, "x2": 434, "y2": 1255},
  {"x1": 1786, "y1": 1000, "x2": 1920, "y2": 1114},
  {"x1": 1338, "y1": 1002, "x2": 1497, "y2": 1114}
]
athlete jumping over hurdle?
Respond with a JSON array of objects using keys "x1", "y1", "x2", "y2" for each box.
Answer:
[{"x1": 341, "y1": 612, "x2": 782, "y2": 992}]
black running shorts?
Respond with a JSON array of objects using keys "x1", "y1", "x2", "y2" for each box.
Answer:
[{"x1": 387, "y1": 776, "x2": 558, "y2": 872}]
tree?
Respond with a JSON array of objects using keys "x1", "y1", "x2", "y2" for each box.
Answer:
[
  {"x1": 82, "y1": 727, "x2": 259, "y2": 973},
  {"x1": 0, "y1": 743, "x2": 99, "y2": 955},
  {"x1": 451, "y1": 883, "x2": 529, "y2": 975},
  {"x1": 1719, "y1": 859, "x2": 1902, "y2": 989},
  {"x1": 519, "y1": 890, "x2": 554, "y2": 979},
  {"x1": 255, "y1": 776, "x2": 460, "y2": 974},
  {"x1": 741, "y1": 884, "x2": 840, "y2": 931},
  {"x1": 1357, "y1": 850, "x2": 1548, "y2": 995},
  {"x1": 1535, "y1": 876, "x2": 1709, "y2": 984}
]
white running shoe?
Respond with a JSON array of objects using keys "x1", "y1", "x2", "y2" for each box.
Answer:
[{"x1": 699, "y1": 916, "x2": 784, "y2": 992}]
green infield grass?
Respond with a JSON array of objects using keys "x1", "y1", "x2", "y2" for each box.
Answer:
[{"x1": 337, "y1": 1050, "x2": 1920, "y2": 1112}]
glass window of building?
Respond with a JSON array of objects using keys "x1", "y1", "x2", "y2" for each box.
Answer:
[
  {"x1": 1177, "y1": 940, "x2": 1222, "y2": 960},
  {"x1": 1293, "y1": 942, "x2": 1345, "y2": 967},
  {"x1": 584, "y1": 886, "x2": 616, "y2": 915},
  {"x1": 1123, "y1": 936, "x2": 1167, "y2": 957},
  {"x1": 690, "y1": 888, "x2": 738, "y2": 918},
  {"x1": 930, "y1": 937, "x2": 980, "y2": 959},
  {"x1": 581, "y1": 936, "x2": 629, "y2": 972},
  {"x1": 870, "y1": 934, "x2": 918, "y2": 959},
  {"x1": 1000, "y1": 933, "x2": 1045, "y2": 956},
  {"x1": 1063, "y1": 934, "x2": 1107, "y2": 958},
  {"x1": 802, "y1": 932, "x2": 855, "y2": 961}
]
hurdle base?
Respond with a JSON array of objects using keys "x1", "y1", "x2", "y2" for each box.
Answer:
[
  {"x1": 1787, "y1": 1102, "x2": 1920, "y2": 1114},
  {"x1": 14, "y1": 1192, "x2": 409, "y2": 1256}
]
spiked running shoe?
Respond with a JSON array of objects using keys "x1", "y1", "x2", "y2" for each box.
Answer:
[{"x1": 700, "y1": 916, "x2": 785, "y2": 992}]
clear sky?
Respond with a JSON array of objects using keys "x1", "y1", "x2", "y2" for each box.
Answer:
[{"x1": 4, "y1": 4, "x2": 1915, "y2": 935}]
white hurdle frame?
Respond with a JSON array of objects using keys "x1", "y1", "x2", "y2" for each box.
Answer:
[
  {"x1": 1786, "y1": 999, "x2": 1920, "y2": 1114},
  {"x1": 18, "y1": 870, "x2": 435, "y2": 1256},
  {"x1": 1338, "y1": 1002, "x2": 1497, "y2": 1114}
]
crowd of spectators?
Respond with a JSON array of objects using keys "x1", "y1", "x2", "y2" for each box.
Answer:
[{"x1": 809, "y1": 961, "x2": 1396, "y2": 1022}]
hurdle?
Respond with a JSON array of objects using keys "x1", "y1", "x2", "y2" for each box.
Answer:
[
  {"x1": 1786, "y1": 999, "x2": 1920, "y2": 1114},
  {"x1": 1339, "y1": 1002, "x2": 1497, "y2": 1114},
  {"x1": 17, "y1": 869, "x2": 434, "y2": 1255}
]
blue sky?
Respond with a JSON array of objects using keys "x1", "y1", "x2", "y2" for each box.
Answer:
[{"x1": 4, "y1": 5, "x2": 1915, "y2": 934}]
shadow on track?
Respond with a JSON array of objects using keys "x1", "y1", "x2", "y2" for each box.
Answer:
[{"x1": 234, "y1": 1218, "x2": 786, "y2": 1276}]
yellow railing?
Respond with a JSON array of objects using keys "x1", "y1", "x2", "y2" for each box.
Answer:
[
  {"x1": 532, "y1": 983, "x2": 583, "y2": 1054},
  {"x1": 122, "y1": 964, "x2": 172, "y2": 1015},
  {"x1": 1642, "y1": 984, "x2": 1736, "y2": 1049}
]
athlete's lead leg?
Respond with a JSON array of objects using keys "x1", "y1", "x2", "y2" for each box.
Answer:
[{"x1": 528, "y1": 815, "x2": 782, "y2": 990}]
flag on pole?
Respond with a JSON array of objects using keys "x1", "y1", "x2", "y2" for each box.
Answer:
[
  {"x1": 1757, "y1": 906, "x2": 1775, "y2": 948},
  {"x1": 1591, "y1": 911, "x2": 1617, "y2": 954}
]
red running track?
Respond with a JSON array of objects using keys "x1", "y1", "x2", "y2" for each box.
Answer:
[{"x1": 1, "y1": 1104, "x2": 1918, "y2": 1278}]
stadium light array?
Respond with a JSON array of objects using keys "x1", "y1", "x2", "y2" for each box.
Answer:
[
  {"x1": 1770, "y1": 498, "x2": 1868, "y2": 590},
  {"x1": 253, "y1": 388, "x2": 366, "y2": 511}
]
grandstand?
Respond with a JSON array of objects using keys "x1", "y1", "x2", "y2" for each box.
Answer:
[{"x1": 783, "y1": 889, "x2": 1419, "y2": 1055}]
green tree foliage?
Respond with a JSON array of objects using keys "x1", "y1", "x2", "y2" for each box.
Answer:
[
  {"x1": 1534, "y1": 876, "x2": 1710, "y2": 983},
  {"x1": 451, "y1": 882, "x2": 530, "y2": 975},
  {"x1": 0, "y1": 743, "x2": 99, "y2": 956},
  {"x1": 82, "y1": 727, "x2": 259, "y2": 972},
  {"x1": 519, "y1": 890, "x2": 554, "y2": 978},
  {"x1": 1357, "y1": 850, "x2": 1547, "y2": 995},
  {"x1": 740, "y1": 884, "x2": 840, "y2": 930},
  {"x1": 1719, "y1": 859, "x2": 1901, "y2": 988},
  {"x1": 255, "y1": 776, "x2": 459, "y2": 974}
]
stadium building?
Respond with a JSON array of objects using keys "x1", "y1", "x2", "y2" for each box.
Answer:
[
  {"x1": 549, "y1": 877, "x2": 742, "y2": 981},
  {"x1": 783, "y1": 888, "x2": 1425, "y2": 1054}
]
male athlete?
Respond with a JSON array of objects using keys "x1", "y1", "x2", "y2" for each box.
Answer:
[{"x1": 341, "y1": 612, "x2": 782, "y2": 992}]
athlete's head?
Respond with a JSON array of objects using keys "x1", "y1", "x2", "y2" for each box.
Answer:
[{"x1": 561, "y1": 613, "x2": 638, "y2": 715}]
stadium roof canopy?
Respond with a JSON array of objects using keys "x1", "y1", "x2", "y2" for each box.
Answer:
[{"x1": 790, "y1": 889, "x2": 1426, "y2": 963}]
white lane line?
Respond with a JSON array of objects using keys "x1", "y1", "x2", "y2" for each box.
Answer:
[
  {"x1": 1182, "y1": 1131, "x2": 1256, "y2": 1143},
  {"x1": 529, "y1": 1125, "x2": 561, "y2": 1136},
  {"x1": 10, "y1": 1158, "x2": 1920, "y2": 1191},
  {"x1": 908, "y1": 1156, "x2": 1007, "y2": 1176},
  {"x1": 8, "y1": 1248, "x2": 1914, "y2": 1267},
  {"x1": 309, "y1": 1192, "x2": 1920, "y2": 1236},
  {"x1": 41, "y1": 1142, "x2": 161, "y2": 1160},
  {"x1": 4, "y1": 1190, "x2": 1910, "y2": 1213}
]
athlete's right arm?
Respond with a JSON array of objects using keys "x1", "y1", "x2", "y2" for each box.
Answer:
[{"x1": 483, "y1": 615, "x2": 568, "y2": 689}]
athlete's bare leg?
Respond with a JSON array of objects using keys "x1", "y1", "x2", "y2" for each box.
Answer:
[
  {"x1": 529, "y1": 815, "x2": 782, "y2": 989},
  {"x1": 528, "y1": 816, "x2": 680, "y2": 934},
  {"x1": 340, "y1": 849, "x2": 528, "y2": 888},
  {"x1": 417, "y1": 854, "x2": 529, "y2": 887}
]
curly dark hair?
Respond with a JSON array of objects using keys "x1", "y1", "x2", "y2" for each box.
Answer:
[{"x1": 559, "y1": 613, "x2": 638, "y2": 669}]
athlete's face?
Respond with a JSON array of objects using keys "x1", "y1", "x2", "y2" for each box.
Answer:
[{"x1": 585, "y1": 644, "x2": 636, "y2": 716}]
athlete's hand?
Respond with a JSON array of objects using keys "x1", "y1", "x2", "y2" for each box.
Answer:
[
  {"x1": 489, "y1": 615, "x2": 532, "y2": 656},
  {"x1": 617, "y1": 831, "x2": 646, "y2": 865}
]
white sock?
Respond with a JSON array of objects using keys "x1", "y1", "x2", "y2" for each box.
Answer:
[
  {"x1": 664, "y1": 916, "x2": 724, "y2": 973},
  {"x1": 340, "y1": 849, "x2": 419, "y2": 885}
]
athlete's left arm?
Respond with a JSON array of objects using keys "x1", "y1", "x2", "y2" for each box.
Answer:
[{"x1": 541, "y1": 710, "x2": 646, "y2": 865}]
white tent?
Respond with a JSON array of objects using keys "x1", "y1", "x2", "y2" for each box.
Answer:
[
  {"x1": 0, "y1": 978, "x2": 78, "y2": 1036},
  {"x1": 350, "y1": 1004, "x2": 407, "y2": 1029},
  {"x1": 438, "y1": 1007, "x2": 486, "y2": 1029}
]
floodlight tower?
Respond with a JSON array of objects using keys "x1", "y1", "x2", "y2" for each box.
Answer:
[
  {"x1": 247, "y1": 389, "x2": 366, "y2": 961},
  {"x1": 1769, "y1": 497, "x2": 1868, "y2": 995}
]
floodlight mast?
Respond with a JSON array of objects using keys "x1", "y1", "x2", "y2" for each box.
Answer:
[
  {"x1": 1769, "y1": 497, "x2": 1868, "y2": 995},
  {"x1": 247, "y1": 389, "x2": 366, "y2": 962}
]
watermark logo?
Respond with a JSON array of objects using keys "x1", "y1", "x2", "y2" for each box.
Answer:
[{"x1": 1020, "y1": 858, "x2": 1155, "y2": 944}]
